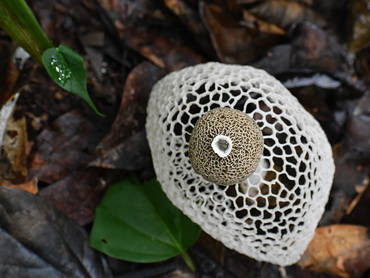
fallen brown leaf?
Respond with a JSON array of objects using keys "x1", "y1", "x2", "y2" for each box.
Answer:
[
  {"x1": 124, "y1": 26, "x2": 204, "y2": 70},
  {"x1": 354, "y1": 46, "x2": 370, "y2": 80},
  {"x1": 0, "y1": 114, "x2": 28, "y2": 184},
  {"x1": 344, "y1": 92, "x2": 370, "y2": 160},
  {"x1": 28, "y1": 110, "x2": 107, "y2": 184},
  {"x1": 242, "y1": 10, "x2": 286, "y2": 35},
  {"x1": 200, "y1": 3, "x2": 285, "y2": 64},
  {"x1": 163, "y1": 0, "x2": 217, "y2": 59},
  {"x1": 290, "y1": 23, "x2": 348, "y2": 71},
  {"x1": 0, "y1": 43, "x2": 19, "y2": 107},
  {"x1": 248, "y1": 0, "x2": 327, "y2": 30},
  {"x1": 298, "y1": 225, "x2": 370, "y2": 278},
  {"x1": 0, "y1": 178, "x2": 38, "y2": 194},
  {"x1": 0, "y1": 185, "x2": 112, "y2": 277},
  {"x1": 40, "y1": 169, "x2": 104, "y2": 226},
  {"x1": 201, "y1": 3, "x2": 255, "y2": 64},
  {"x1": 343, "y1": 175, "x2": 370, "y2": 227},
  {"x1": 346, "y1": 0, "x2": 370, "y2": 53},
  {"x1": 0, "y1": 42, "x2": 35, "y2": 108},
  {"x1": 92, "y1": 62, "x2": 164, "y2": 169}
]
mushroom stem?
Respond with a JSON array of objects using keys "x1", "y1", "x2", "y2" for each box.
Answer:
[{"x1": 211, "y1": 135, "x2": 232, "y2": 158}]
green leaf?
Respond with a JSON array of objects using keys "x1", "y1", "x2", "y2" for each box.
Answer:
[
  {"x1": 90, "y1": 179, "x2": 200, "y2": 270},
  {"x1": 42, "y1": 44, "x2": 104, "y2": 116},
  {"x1": 0, "y1": 0, "x2": 53, "y2": 64}
]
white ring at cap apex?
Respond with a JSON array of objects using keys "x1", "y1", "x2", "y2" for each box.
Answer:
[{"x1": 211, "y1": 135, "x2": 232, "y2": 158}]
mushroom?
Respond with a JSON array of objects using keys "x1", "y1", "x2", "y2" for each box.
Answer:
[{"x1": 146, "y1": 62, "x2": 335, "y2": 266}]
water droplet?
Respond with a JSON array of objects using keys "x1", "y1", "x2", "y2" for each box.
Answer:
[{"x1": 50, "y1": 55, "x2": 72, "y2": 87}]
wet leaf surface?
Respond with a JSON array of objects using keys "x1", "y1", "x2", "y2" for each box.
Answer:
[
  {"x1": 0, "y1": 186, "x2": 112, "y2": 278},
  {"x1": 42, "y1": 44, "x2": 104, "y2": 116}
]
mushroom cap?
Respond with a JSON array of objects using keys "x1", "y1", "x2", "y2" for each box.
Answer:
[
  {"x1": 146, "y1": 62, "x2": 335, "y2": 266},
  {"x1": 189, "y1": 107, "x2": 263, "y2": 186}
]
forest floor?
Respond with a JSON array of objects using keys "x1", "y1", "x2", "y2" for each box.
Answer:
[{"x1": 0, "y1": 0, "x2": 369, "y2": 277}]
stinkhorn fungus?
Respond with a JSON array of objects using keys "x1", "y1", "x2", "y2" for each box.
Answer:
[{"x1": 146, "y1": 62, "x2": 335, "y2": 266}]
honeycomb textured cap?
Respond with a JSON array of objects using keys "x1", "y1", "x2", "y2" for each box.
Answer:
[
  {"x1": 146, "y1": 62, "x2": 335, "y2": 266},
  {"x1": 189, "y1": 107, "x2": 263, "y2": 186}
]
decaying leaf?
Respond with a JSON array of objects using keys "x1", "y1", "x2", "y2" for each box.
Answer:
[
  {"x1": 28, "y1": 110, "x2": 106, "y2": 184},
  {"x1": 163, "y1": 0, "x2": 217, "y2": 59},
  {"x1": 40, "y1": 169, "x2": 105, "y2": 226},
  {"x1": 344, "y1": 92, "x2": 370, "y2": 160},
  {"x1": 343, "y1": 180, "x2": 370, "y2": 228},
  {"x1": 284, "y1": 79, "x2": 343, "y2": 144},
  {"x1": 0, "y1": 114, "x2": 28, "y2": 184},
  {"x1": 242, "y1": 10, "x2": 286, "y2": 36},
  {"x1": 346, "y1": 0, "x2": 370, "y2": 53},
  {"x1": 333, "y1": 143, "x2": 370, "y2": 198},
  {"x1": 0, "y1": 43, "x2": 35, "y2": 108},
  {"x1": 92, "y1": 62, "x2": 164, "y2": 169},
  {"x1": 250, "y1": 44, "x2": 293, "y2": 75},
  {"x1": 298, "y1": 225, "x2": 370, "y2": 278},
  {"x1": 251, "y1": 25, "x2": 350, "y2": 76},
  {"x1": 0, "y1": 178, "x2": 38, "y2": 194},
  {"x1": 290, "y1": 23, "x2": 348, "y2": 72},
  {"x1": 92, "y1": 129, "x2": 152, "y2": 170},
  {"x1": 80, "y1": 31, "x2": 105, "y2": 81},
  {"x1": 201, "y1": 3, "x2": 285, "y2": 64},
  {"x1": 354, "y1": 46, "x2": 370, "y2": 80},
  {"x1": 0, "y1": 186, "x2": 112, "y2": 278},
  {"x1": 124, "y1": 26, "x2": 204, "y2": 70},
  {"x1": 248, "y1": 0, "x2": 327, "y2": 30},
  {"x1": 112, "y1": 0, "x2": 205, "y2": 72},
  {"x1": 0, "y1": 43, "x2": 19, "y2": 107}
]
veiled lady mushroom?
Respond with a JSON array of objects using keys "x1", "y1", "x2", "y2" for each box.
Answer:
[{"x1": 146, "y1": 62, "x2": 335, "y2": 266}]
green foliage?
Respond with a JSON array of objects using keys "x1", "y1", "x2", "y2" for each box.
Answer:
[
  {"x1": 42, "y1": 45, "x2": 104, "y2": 116},
  {"x1": 0, "y1": 0, "x2": 103, "y2": 116},
  {"x1": 0, "y1": 0, "x2": 52, "y2": 64},
  {"x1": 90, "y1": 179, "x2": 200, "y2": 271}
]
